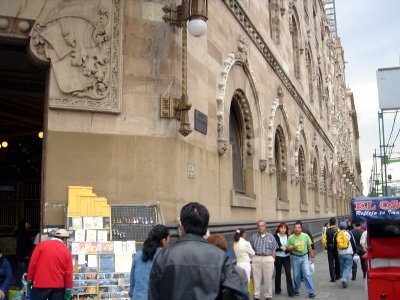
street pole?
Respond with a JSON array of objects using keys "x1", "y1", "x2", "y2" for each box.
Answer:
[{"x1": 378, "y1": 111, "x2": 388, "y2": 196}]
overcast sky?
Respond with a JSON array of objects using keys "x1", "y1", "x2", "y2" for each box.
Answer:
[{"x1": 335, "y1": 0, "x2": 400, "y2": 195}]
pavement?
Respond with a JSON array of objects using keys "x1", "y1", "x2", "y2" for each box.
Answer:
[{"x1": 257, "y1": 252, "x2": 368, "y2": 300}]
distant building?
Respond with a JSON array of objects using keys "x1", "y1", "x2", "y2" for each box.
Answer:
[{"x1": 0, "y1": 0, "x2": 361, "y2": 229}]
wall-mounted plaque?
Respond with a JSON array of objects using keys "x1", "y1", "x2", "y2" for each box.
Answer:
[{"x1": 194, "y1": 109, "x2": 208, "y2": 135}]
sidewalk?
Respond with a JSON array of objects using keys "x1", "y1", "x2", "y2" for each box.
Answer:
[{"x1": 267, "y1": 252, "x2": 368, "y2": 300}]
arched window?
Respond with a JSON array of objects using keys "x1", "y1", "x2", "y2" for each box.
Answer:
[
  {"x1": 306, "y1": 48, "x2": 313, "y2": 103},
  {"x1": 290, "y1": 14, "x2": 300, "y2": 79},
  {"x1": 317, "y1": 69, "x2": 323, "y2": 119},
  {"x1": 274, "y1": 126, "x2": 288, "y2": 202},
  {"x1": 230, "y1": 102, "x2": 245, "y2": 194},
  {"x1": 299, "y1": 146, "x2": 307, "y2": 205},
  {"x1": 323, "y1": 164, "x2": 328, "y2": 209},
  {"x1": 312, "y1": 157, "x2": 319, "y2": 208},
  {"x1": 325, "y1": 87, "x2": 330, "y2": 128}
]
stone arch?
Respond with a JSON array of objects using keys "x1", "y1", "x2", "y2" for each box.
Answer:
[
  {"x1": 268, "y1": 99, "x2": 291, "y2": 174},
  {"x1": 217, "y1": 43, "x2": 265, "y2": 166}
]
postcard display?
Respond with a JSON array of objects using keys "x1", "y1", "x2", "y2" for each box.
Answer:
[{"x1": 67, "y1": 186, "x2": 136, "y2": 300}]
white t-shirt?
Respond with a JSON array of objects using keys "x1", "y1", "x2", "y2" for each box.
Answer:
[{"x1": 360, "y1": 230, "x2": 367, "y2": 247}]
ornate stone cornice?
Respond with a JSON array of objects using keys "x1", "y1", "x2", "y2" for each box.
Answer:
[{"x1": 222, "y1": 0, "x2": 334, "y2": 151}]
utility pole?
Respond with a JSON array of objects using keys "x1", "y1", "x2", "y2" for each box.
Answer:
[{"x1": 378, "y1": 112, "x2": 388, "y2": 196}]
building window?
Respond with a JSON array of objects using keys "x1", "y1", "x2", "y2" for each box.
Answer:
[
  {"x1": 317, "y1": 69, "x2": 323, "y2": 119},
  {"x1": 290, "y1": 14, "x2": 300, "y2": 79},
  {"x1": 230, "y1": 102, "x2": 245, "y2": 194},
  {"x1": 274, "y1": 126, "x2": 288, "y2": 202},
  {"x1": 312, "y1": 157, "x2": 319, "y2": 208},
  {"x1": 306, "y1": 48, "x2": 313, "y2": 103},
  {"x1": 323, "y1": 164, "x2": 328, "y2": 209},
  {"x1": 299, "y1": 146, "x2": 307, "y2": 205}
]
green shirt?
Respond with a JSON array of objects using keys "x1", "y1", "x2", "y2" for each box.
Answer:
[{"x1": 287, "y1": 232, "x2": 312, "y2": 255}]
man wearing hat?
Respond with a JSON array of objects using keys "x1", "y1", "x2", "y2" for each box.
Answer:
[
  {"x1": 333, "y1": 222, "x2": 357, "y2": 288},
  {"x1": 27, "y1": 229, "x2": 73, "y2": 300}
]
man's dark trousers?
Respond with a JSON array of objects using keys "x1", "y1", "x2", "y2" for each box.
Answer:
[
  {"x1": 327, "y1": 248, "x2": 340, "y2": 281},
  {"x1": 31, "y1": 288, "x2": 64, "y2": 300},
  {"x1": 352, "y1": 257, "x2": 367, "y2": 279}
]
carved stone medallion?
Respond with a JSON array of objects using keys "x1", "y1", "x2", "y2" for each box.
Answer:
[{"x1": 29, "y1": 0, "x2": 123, "y2": 113}]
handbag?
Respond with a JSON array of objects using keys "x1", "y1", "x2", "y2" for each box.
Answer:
[
  {"x1": 309, "y1": 261, "x2": 315, "y2": 274},
  {"x1": 353, "y1": 254, "x2": 360, "y2": 265}
]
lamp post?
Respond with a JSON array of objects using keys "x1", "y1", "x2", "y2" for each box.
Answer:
[{"x1": 160, "y1": 0, "x2": 208, "y2": 137}]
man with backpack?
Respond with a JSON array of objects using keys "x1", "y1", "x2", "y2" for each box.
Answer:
[
  {"x1": 333, "y1": 221, "x2": 357, "y2": 288},
  {"x1": 324, "y1": 218, "x2": 340, "y2": 282},
  {"x1": 351, "y1": 223, "x2": 367, "y2": 279}
]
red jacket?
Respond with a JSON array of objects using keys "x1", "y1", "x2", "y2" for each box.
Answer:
[{"x1": 27, "y1": 239, "x2": 73, "y2": 289}]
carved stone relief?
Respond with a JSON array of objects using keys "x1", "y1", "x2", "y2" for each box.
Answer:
[
  {"x1": 293, "y1": 114, "x2": 304, "y2": 183},
  {"x1": 29, "y1": 0, "x2": 123, "y2": 113}
]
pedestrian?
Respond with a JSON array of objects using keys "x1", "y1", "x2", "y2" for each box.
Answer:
[
  {"x1": 233, "y1": 228, "x2": 255, "y2": 284},
  {"x1": 286, "y1": 222, "x2": 316, "y2": 298},
  {"x1": 273, "y1": 222, "x2": 295, "y2": 297},
  {"x1": 0, "y1": 247, "x2": 13, "y2": 300},
  {"x1": 360, "y1": 225, "x2": 368, "y2": 279},
  {"x1": 129, "y1": 224, "x2": 170, "y2": 300},
  {"x1": 148, "y1": 202, "x2": 248, "y2": 300},
  {"x1": 360, "y1": 227, "x2": 368, "y2": 254},
  {"x1": 27, "y1": 229, "x2": 73, "y2": 300},
  {"x1": 346, "y1": 219, "x2": 354, "y2": 231},
  {"x1": 333, "y1": 221, "x2": 357, "y2": 288},
  {"x1": 249, "y1": 220, "x2": 278, "y2": 300},
  {"x1": 322, "y1": 222, "x2": 329, "y2": 251},
  {"x1": 325, "y1": 217, "x2": 340, "y2": 282},
  {"x1": 208, "y1": 234, "x2": 249, "y2": 291},
  {"x1": 350, "y1": 222, "x2": 367, "y2": 280},
  {"x1": 16, "y1": 220, "x2": 33, "y2": 289}
]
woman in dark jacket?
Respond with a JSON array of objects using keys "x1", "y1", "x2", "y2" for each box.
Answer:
[
  {"x1": 0, "y1": 247, "x2": 13, "y2": 300},
  {"x1": 273, "y1": 222, "x2": 295, "y2": 297}
]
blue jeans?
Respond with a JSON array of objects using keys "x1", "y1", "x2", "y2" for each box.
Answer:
[
  {"x1": 338, "y1": 254, "x2": 353, "y2": 284},
  {"x1": 291, "y1": 255, "x2": 314, "y2": 295}
]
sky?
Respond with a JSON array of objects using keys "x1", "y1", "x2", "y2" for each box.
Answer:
[{"x1": 334, "y1": 0, "x2": 400, "y2": 195}]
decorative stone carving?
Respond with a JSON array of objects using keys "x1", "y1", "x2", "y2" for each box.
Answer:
[
  {"x1": 0, "y1": 16, "x2": 35, "y2": 39},
  {"x1": 29, "y1": 0, "x2": 123, "y2": 113},
  {"x1": 259, "y1": 159, "x2": 267, "y2": 172},
  {"x1": 237, "y1": 34, "x2": 248, "y2": 63},
  {"x1": 291, "y1": 173, "x2": 300, "y2": 184},
  {"x1": 277, "y1": 85, "x2": 284, "y2": 98},
  {"x1": 293, "y1": 114, "x2": 304, "y2": 179},
  {"x1": 218, "y1": 139, "x2": 228, "y2": 156},
  {"x1": 269, "y1": 163, "x2": 276, "y2": 176},
  {"x1": 270, "y1": 0, "x2": 281, "y2": 44}
]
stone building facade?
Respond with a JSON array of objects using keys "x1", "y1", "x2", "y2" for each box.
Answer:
[{"x1": 0, "y1": 0, "x2": 362, "y2": 227}]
